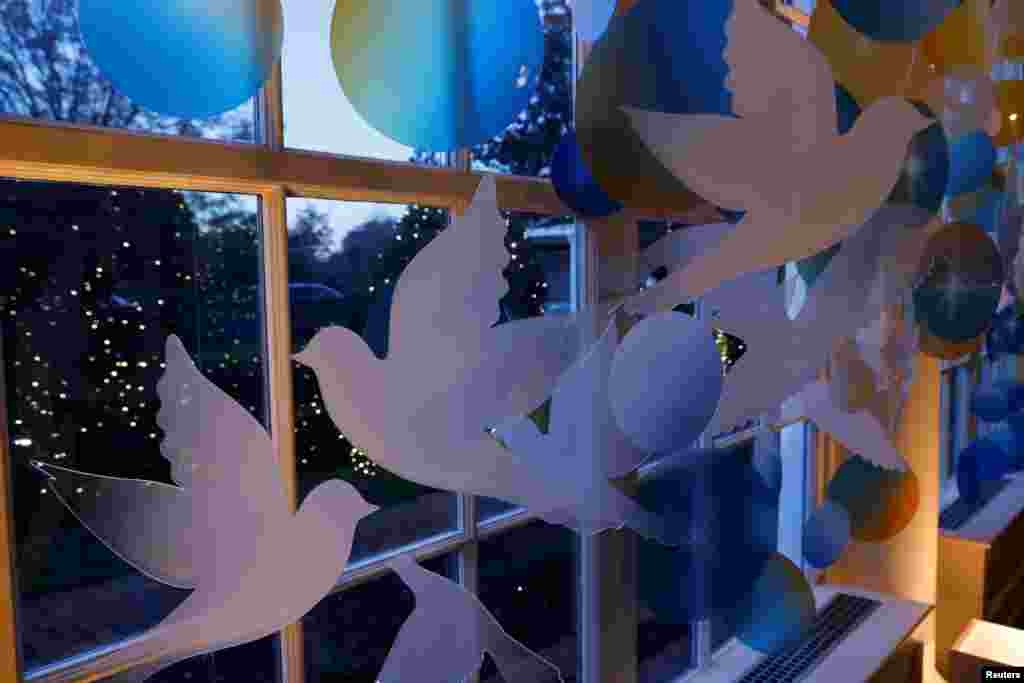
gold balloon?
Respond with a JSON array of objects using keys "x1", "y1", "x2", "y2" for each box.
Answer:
[
  {"x1": 808, "y1": 0, "x2": 923, "y2": 107},
  {"x1": 921, "y1": 0, "x2": 991, "y2": 76},
  {"x1": 993, "y1": 81, "x2": 1024, "y2": 147},
  {"x1": 918, "y1": 327, "x2": 983, "y2": 360}
]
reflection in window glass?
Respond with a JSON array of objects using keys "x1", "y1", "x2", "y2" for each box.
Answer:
[
  {"x1": 0, "y1": 1, "x2": 255, "y2": 141},
  {"x1": 150, "y1": 636, "x2": 280, "y2": 683},
  {"x1": 470, "y1": 2, "x2": 572, "y2": 177},
  {"x1": 0, "y1": 180, "x2": 264, "y2": 669},
  {"x1": 302, "y1": 553, "x2": 457, "y2": 682},
  {"x1": 280, "y1": 0, "x2": 443, "y2": 165},
  {"x1": 477, "y1": 213, "x2": 574, "y2": 524},
  {"x1": 478, "y1": 521, "x2": 578, "y2": 682},
  {"x1": 287, "y1": 198, "x2": 459, "y2": 563}
]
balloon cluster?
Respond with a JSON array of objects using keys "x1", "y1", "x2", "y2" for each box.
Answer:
[{"x1": 959, "y1": 378, "x2": 1024, "y2": 503}]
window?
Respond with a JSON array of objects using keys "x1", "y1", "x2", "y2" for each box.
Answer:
[
  {"x1": 286, "y1": 197, "x2": 461, "y2": 564},
  {"x1": 0, "y1": 179, "x2": 264, "y2": 669},
  {"x1": 477, "y1": 212, "x2": 576, "y2": 525},
  {"x1": 0, "y1": 0, "x2": 256, "y2": 141},
  {"x1": 302, "y1": 553, "x2": 457, "y2": 682}
]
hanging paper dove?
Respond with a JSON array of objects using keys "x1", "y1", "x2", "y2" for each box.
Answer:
[
  {"x1": 31, "y1": 335, "x2": 378, "y2": 682},
  {"x1": 295, "y1": 178, "x2": 675, "y2": 540},
  {"x1": 621, "y1": 0, "x2": 934, "y2": 316},
  {"x1": 379, "y1": 556, "x2": 564, "y2": 683},
  {"x1": 490, "y1": 311, "x2": 675, "y2": 543},
  {"x1": 678, "y1": 205, "x2": 933, "y2": 440}
]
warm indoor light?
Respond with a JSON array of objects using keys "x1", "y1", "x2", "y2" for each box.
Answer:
[{"x1": 1010, "y1": 113, "x2": 1019, "y2": 122}]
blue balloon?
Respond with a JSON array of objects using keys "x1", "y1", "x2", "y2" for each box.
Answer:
[
  {"x1": 970, "y1": 380, "x2": 1024, "y2": 422},
  {"x1": 967, "y1": 190, "x2": 1008, "y2": 235},
  {"x1": 803, "y1": 501, "x2": 851, "y2": 570},
  {"x1": 635, "y1": 447, "x2": 779, "y2": 623},
  {"x1": 732, "y1": 554, "x2": 816, "y2": 655},
  {"x1": 958, "y1": 438, "x2": 1012, "y2": 504},
  {"x1": 987, "y1": 426, "x2": 1024, "y2": 472},
  {"x1": 551, "y1": 131, "x2": 623, "y2": 218},
  {"x1": 79, "y1": 0, "x2": 282, "y2": 120},
  {"x1": 947, "y1": 131, "x2": 997, "y2": 198},
  {"x1": 888, "y1": 102, "x2": 948, "y2": 214},
  {"x1": 830, "y1": 0, "x2": 962, "y2": 42}
]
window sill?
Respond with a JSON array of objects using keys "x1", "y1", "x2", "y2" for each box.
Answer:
[
  {"x1": 942, "y1": 473, "x2": 1024, "y2": 546},
  {"x1": 672, "y1": 585, "x2": 931, "y2": 683}
]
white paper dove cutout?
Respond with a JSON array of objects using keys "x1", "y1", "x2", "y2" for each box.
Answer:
[
  {"x1": 777, "y1": 318, "x2": 918, "y2": 473},
  {"x1": 491, "y1": 311, "x2": 675, "y2": 542},
  {"x1": 621, "y1": 0, "x2": 934, "y2": 316},
  {"x1": 379, "y1": 556, "x2": 564, "y2": 683},
  {"x1": 34, "y1": 335, "x2": 379, "y2": 682},
  {"x1": 696, "y1": 205, "x2": 933, "y2": 441}
]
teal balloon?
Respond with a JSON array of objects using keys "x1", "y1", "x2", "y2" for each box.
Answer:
[
  {"x1": 79, "y1": 0, "x2": 282, "y2": 120},
  {"x1": 331, "y1": 0, "x2": 544, "y2": 150},
  {"x1": 887, "y1": 102, "x2": 949, "y2": 214},
  {"x1": 733, "y1": 554, "x2": 816, "y2": 655},
  {"x1": 635, "y1": 447, "x2": 779, "y2": 624},
  {"x1": 803, "y1": 502, "x2": 851, "y2": 569},
  {"x1": 947, "y1": 131, "x2": 997, "y2": 198}
]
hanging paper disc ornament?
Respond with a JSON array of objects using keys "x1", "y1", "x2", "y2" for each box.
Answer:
[
  {"x1": 331, "y1": 0, "x2": 544, "y2": 151},
  {"x1": 634, "y1": 447, "x2": 780, "y2": 624},
  {"x1": 829, "y1": 0, "x2": 961, "y2": 42},
  {"x1": 78, "y1": 0, "x2": 282, "y2": 120},
  {"x1": 946, "y1": 130, "x2": 997, "y2": 197},
  {"x1": 913, "y1": 222, "x2": 1003, "y2": 345},
  {"x1": 808, "y1": 0, "x2": 921, "y2": 107},
  {"x1": 957, "y1": 437, "x2": 1013, "y2": 504},
  {"x1": 921, "y1": 0, "x2": 993, "y2": 76},
  {"x1": 609, "y1": 312, "x2": 723, "y2": 454},
  {"x1": 551, "y1": 131, "x2": 623, "y2": 218},
  {"x1": 826, "y1": 455, "x2": 919, "y2": 542},
  {"x1": 575, "y1": 0, "x2": 733, "y2": 213},
  {"x1": 732, "y1": 554, "x2": 816, "y2": 655},
  {"x1": 803, "y1": 501, "x2": 852, "y2": 569}
]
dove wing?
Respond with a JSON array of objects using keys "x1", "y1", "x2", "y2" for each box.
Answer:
[
  {"x1": 781, "y1": 381, "x2": 907, "y2": 472},
  {"x1": 156, "y1": 335, "x2": 290, "y2": 546},
  {"x1": 388, "y1": 175, "x2": 506, "y2": 372},
  {"x1": 725, "y1": 0, "x2": 837, "y2": 145},
  {"x1": 624, "y1": 109, "x2": 766, "y2": 211},
  {"x1": 35, "y1": 462, "x2": 198, "y2": 589}
]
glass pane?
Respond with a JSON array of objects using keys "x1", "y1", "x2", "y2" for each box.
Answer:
[
  {"x1": 302, "y1": 553, "x2": 457, "y2": 682},
  {"x1": 470, "y1": 2, "x2": 572, "y2": 177},
  {"x1": 1, "y1": 180, "x2": 264, "y2": 669},
  {"x1": 151, "y1": 636, "x2": 280, "y2": 683},
  {"x1": 287, "y1": 198, "x2": 459, "y2": 564},
  {"x1": 280, "y1": 0, "x2": 444, "y2": 165},
  {"x1": 637, "y1": 616, "x2": 692, "y2": 683},
  {"x1": 0, "y1": 1, "x2": 255, "y2": 141},
  {"x1": 477, "y1": 212, "x2": 573, "y2": 524},
  {"x1": 477, "y1": 520, "x2": 579, "y2": 682}
]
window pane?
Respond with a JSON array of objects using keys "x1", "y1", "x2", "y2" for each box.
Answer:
[
  {"x1": 637, "y1": 614, "x2": 692, "y2": 683},
  {"x1": 477, "y1": 212, "x2": 573, "y2": 524},
  {"x1": 478, "y1": 520, "x2": 579, "y2": 682},
  {"x1": 470, "y1": 2, "x2": 572, "y2": 177},
  {"x1": 302, "y1": 553, "x2": 458, "y2": 682},
  {"x1": 1, "y1": 180, "x2": 264, "y2": 669},
  {"x1": 287, "y1": 198, "x2": 459, "y2": 564},
  {"x1": 0, "y1": 1, "x2": 256, "y2": 141},
  {"x1": 150, "y1": 636, "x2": 280, "y2": 683},
  {"x1": 280, "y1": 0, "x2": 443, "y2": 164}
]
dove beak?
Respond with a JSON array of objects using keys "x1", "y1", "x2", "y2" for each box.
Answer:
[{"x1": 292, "y1": 350, "x2": 311, "y2": 367}]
